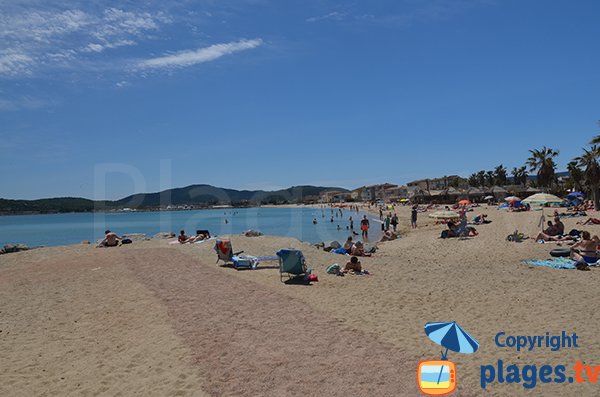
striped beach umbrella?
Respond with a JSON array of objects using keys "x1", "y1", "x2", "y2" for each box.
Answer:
[
  {"x1": 428, "y1": 211, "x2": 459, "y2": 219},
  {"x1": 425, "y1": 321, "x2": 479, "y2": 356},
  {"x1": 522, "y1": 193, "x2": 563, "y2": 205},
  {"x1": 458, "y1": 199, "x2": 471, "y2": 205},
  {"x1": 505, "y1": 196, "x2": 521, "y2": 202}
]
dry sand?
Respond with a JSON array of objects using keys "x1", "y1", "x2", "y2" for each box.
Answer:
[{"x1": 2, "y1": 206, "x2": 600, "y2": 396}]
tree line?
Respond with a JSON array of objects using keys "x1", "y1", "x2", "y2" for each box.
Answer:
[{"x1": 466, "y1": 126, "x2": 600, "y2": 209}]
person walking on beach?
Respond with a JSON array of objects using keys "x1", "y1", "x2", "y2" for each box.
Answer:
[
  {"x1": 411, "y1": 205, "x2": 418, "y2": 229},
  {"x1": 391, "y1": 213, "x2": 398, "y2": 232},
  {"x1": 360, "y1": 215, "x2": 370, "y2": 239},
  {"x1": 379, "y1": 208, "x2": 383, "y2": 220}
]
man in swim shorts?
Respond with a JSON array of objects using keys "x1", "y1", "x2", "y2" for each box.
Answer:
[{"x1": 360, "y1": 215, "x2": 370, "y2": 239}]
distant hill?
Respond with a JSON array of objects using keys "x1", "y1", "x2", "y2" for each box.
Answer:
[
  {"x1": 0, "y1": 185, "x2": 346, "y2": 214},
  {"x1": 113, "y1": 184, "x2": 343, "y2": 208}
]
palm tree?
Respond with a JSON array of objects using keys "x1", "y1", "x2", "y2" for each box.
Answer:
[
  {"x1": 494, "y1": 164, "x2": 508, "y2": 186},
  {"x1": 476, "y1": 170, "x2": 486, "y2": 188},
  {"x1": 575, "y1": 146, "x2": 600, "y2": 210},
  {"x1": 511, "y1": 166, "x2": 528, "y2": 185},
  {"x1": 566, "y1": 160, "x2": 584, "y2": 192},
  {"x1": 527, "y1": 146, "x2": 559, "y2": 191},
  {"x1": 485, "y1": 170, "x2": 495, "y2": 187}
]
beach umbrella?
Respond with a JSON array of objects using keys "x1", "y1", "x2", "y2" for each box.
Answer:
[
  {"x1": 483, "y1": 195, "x2": 494, "y2": 200},
  {"x1": 425, "y1": 321, "x2": 479, "y2": 357},
  {"x1": 428, "y1": 210, "x2": 459, "y2": 219},
  {"x1": 457, "y1": 199, "x2": 471, "y2": 205},
  {"x1": 522, "y1": 193, "x2": 563, "y2": 205},
  {"x1": 505, "y1": 196, "x2": 521, "y2": 202},
  {"x1": 424, "y1": 321, "x2": 479, "y2": 384}
]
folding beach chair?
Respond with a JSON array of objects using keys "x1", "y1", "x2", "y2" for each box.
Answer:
[
  {"x1": 276, "y1": 249, "x2": 307, "y2": 282},
  {"x1": 214, "y1": 240, "x2": 244, "y2": 266}
]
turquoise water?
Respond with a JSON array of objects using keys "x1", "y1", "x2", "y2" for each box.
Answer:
[{"x1": 0, "y1": 207, "x2": 382, "y2": 247}]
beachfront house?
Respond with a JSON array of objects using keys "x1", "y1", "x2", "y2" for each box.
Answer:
[{"x1": 320, "y1": 191, "x2": 351, "y2": 203}]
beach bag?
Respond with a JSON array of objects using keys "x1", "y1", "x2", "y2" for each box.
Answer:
[
  {"x1": 569, "y1": 229, "x2": 581, "y2": 237},
  {"x1": 307, "y1": 273, "x2": 319, "y2": 282},
  {"x1": 121, "y1": 238, "x2": 132, "y2": 244},
  {"x1": 326, "y1": 264, "x2": 341, "y2": 274},
  {"x1": 440, "y1": 230, "x2": 449, "y2": 239}
]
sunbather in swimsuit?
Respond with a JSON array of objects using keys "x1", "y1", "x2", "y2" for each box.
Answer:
[{"x1": 571, "y1": 231, "x2": 600, "y2": 264}]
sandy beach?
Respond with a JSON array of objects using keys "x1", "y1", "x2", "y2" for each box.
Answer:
[{"x1": 2, "y1": 206, "x2": 600, "y2": 396}]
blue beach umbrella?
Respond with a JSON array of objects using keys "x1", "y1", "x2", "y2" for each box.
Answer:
[
  {"x1": 567, "y1": 192, "x2": 584, "y2": 199},
  {"x1": 424, "y1": 321, "x2": 480, "y2": 384}
]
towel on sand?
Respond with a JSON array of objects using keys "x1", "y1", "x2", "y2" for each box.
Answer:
[{"x1": 522, "y1": 257, "x2": 599, "y2": 269}]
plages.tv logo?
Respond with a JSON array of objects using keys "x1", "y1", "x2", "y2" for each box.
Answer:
[{"x1": 417, "y1": 321, "x2": 479, "y2": 396}]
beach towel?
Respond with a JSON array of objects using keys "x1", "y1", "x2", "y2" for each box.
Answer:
[
  {"x1": 522, "y1": 257, "x2": 600, "y2": 269},
  {"x1": 522, "y1": 258, "x2": 577, "y2": 269}
]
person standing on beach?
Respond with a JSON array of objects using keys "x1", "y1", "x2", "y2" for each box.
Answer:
[
  {"x1": 379, "y1": 208, "x2": 383, "y2": 220},
  {"x1": 384, "y1": 214, "x2": 391, "y2": 231},
  {"x1": 360, "y1": 215, "x2": 370, "y2": 239},
  {"x1": 411, "y1": 205, "x2": 418, "y2": 229},
  {"x1": 391, "y1": 213, "x2": 398, "y2": 232},
  {"x1": 349, "y1": 216, "x2": 354, "y2": 230}
]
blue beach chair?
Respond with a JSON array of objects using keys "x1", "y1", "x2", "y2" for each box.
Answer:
[{"x1": 276, "y1": 249, "x2": 308, "y2": 282}]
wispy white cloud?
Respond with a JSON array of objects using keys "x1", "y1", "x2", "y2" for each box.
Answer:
[
  {"x1": 0, "y1": 51, "x2": 35, "y2": 77},
  {"x1": 0, "y1": 96, "x2": 54, "y2": 111},
  {"x1": 0, "y1": 5, "x2": 170, "y2": 78},
  {"x1": 137, "y1": 39, "x2": 263, "y2": 70},
  {"x1": 306, "y1": 11, "x2": 346, "y2": 23},
  {"x1": 305, "y1": 0, "x2": 493, "y2": 26},
  {"x1": 81, "y1": 39, "x2": 136, "y2": 53}
]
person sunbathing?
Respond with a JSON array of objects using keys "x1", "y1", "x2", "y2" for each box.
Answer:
[
  {"x1": 343, "y1": 256, "x2": 362, "y2": 273},
  {"x1": 99, "y1": 230, "x2": 121, "y2": 247},
  {"x1": 554, "y1": 216, "x2": 565, "y2": 236},
  {"x1": 472, "y1": 214, "x2": 490, "y2": 225},
  {"x1": 343, "y1": 237, "x2": 354, "y2": 253},
  {"x1": 380, "y1": 230, "x2": 397, "y2": 241},
  {"x1": 577, "y1": 217, "x2": 600, "y2": 225},
  {"x1": 571, "y1": 231, "x2": 600, "y2": 264},
  {"x1": 543, "y1": 221, "x2": 560, "y2": 237},
  {"x1": 351, "y1": 241, "x2": 371, "y2": 257}
]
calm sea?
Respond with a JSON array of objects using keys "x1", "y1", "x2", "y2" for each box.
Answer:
[{"x1": 0, "y1": 207, "x2": 383, "y2": 247}]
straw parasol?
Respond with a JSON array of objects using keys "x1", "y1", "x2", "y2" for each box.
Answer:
[
  {"x1": 522, "y1": 193, "x2": 563, "y2": 205},
  {"x1": 428, "y1": 210, "x2": 460, "y2": 219}
]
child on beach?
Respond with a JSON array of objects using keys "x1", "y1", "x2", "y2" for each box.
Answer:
[{"x1": 411, "y1": 205, "x2": 418, "y2": 228}]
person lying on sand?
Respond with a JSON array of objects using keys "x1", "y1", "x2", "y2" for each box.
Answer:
[
  {"x1": 577, "y1": 217, "x2": 600, "y2": 225},
  {"x1": 472, "y1": 214, "x2": 490, "y2": 225},
  {"x1": 343, "y1": 256, "x2": 362, "y2": 273},
  {"x1": 380, "y1": 230, "x2": 398, "y2": 242},
  {"x1": 99, "y1": 230, "x2": 121, "y2": 247},
  {"x1": 571, "y1": 231, "x2": 600, "y2": 264},
  {"x1": 535, "y1": 230, "x2": 576, "y2": 242}
]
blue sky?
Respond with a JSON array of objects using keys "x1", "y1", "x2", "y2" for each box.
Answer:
[{"x1": 1, "y1": 0, "x2": 599, "y2": 200}]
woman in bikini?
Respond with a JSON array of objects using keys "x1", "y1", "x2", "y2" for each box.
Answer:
[{"x1": 571, "y1": 231, "x2": 600, "y2": 264}]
